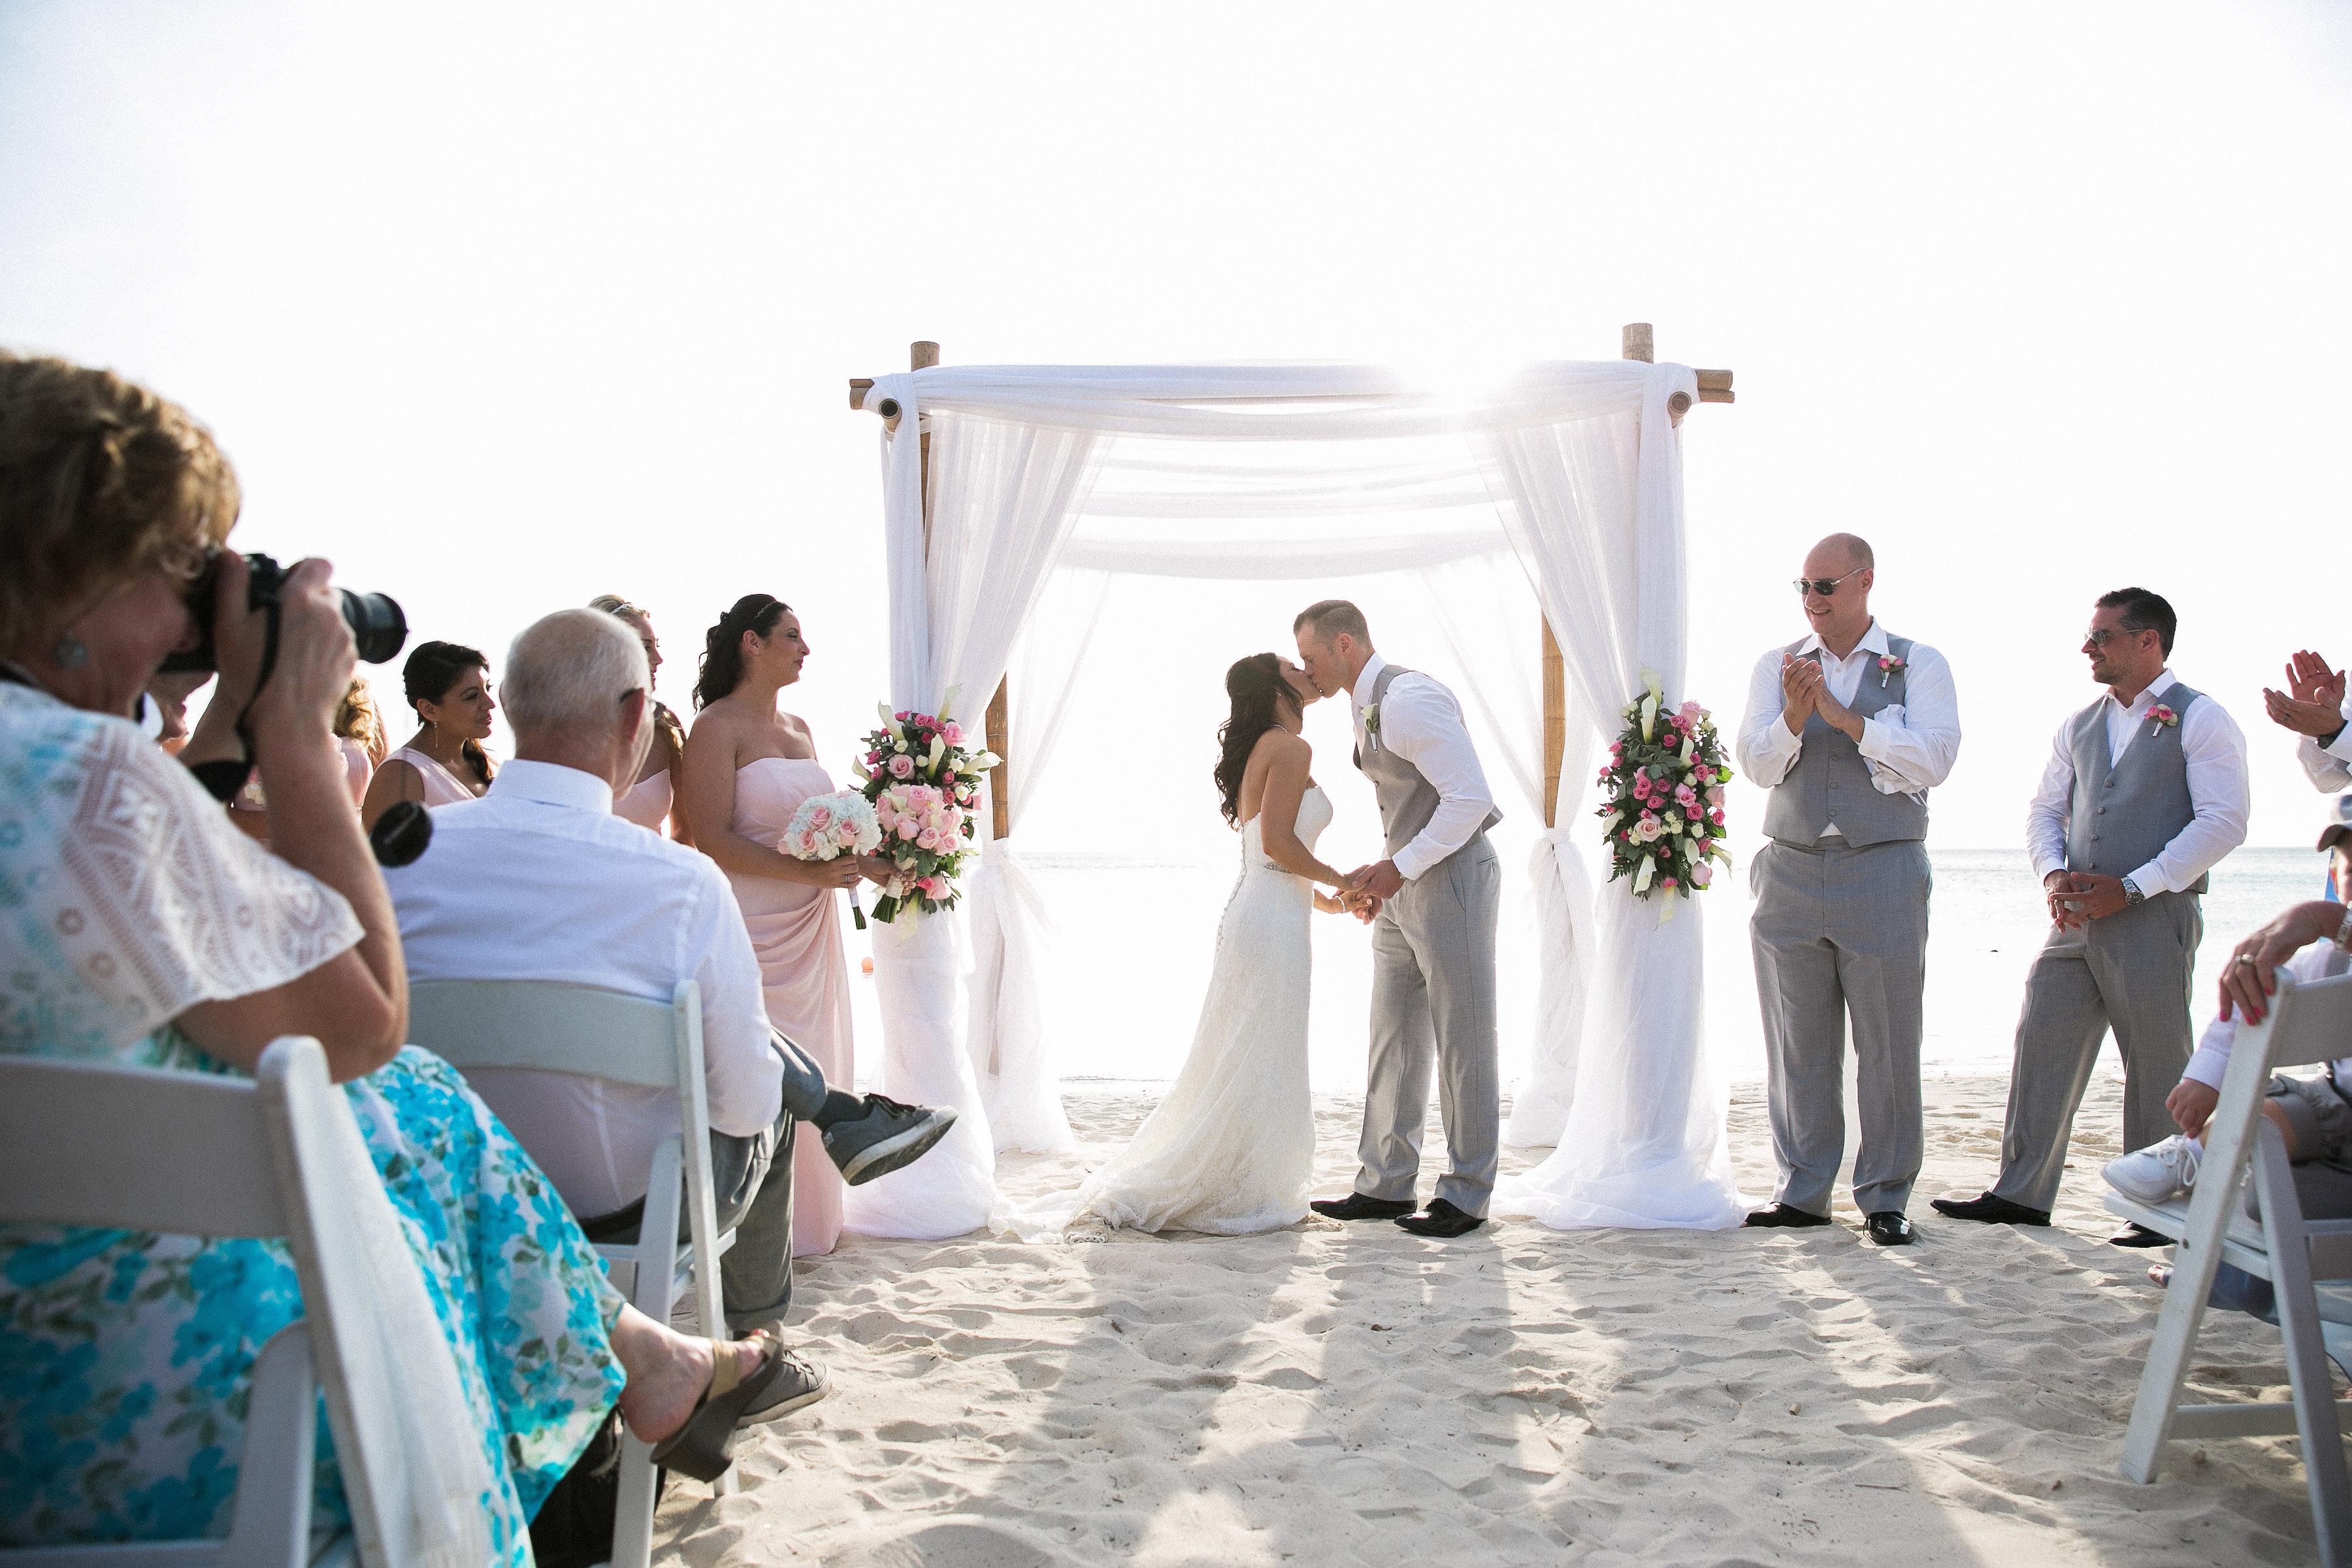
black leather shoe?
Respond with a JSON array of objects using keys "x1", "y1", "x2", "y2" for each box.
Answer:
[
  {"x1": 2108, "y1": 1222, "x2": 2172, "y2": 1249},
  {"x1": 1395, "y1": 1198, "x2": 1486, "y2": 1238},
  {"x1": 1744, "y1": 1203, "x2": 1831, "y2": 1229},
  {"x1": 1311, "y1": 1193, "x2": 1416, "y2": 1222},
  {"x1": 1928, "y1": 1192, "x2": 2051, "y2": 1226},
  {"x1": 1864, "y1": 1211, "x2": 1915, "y2": 1247}
]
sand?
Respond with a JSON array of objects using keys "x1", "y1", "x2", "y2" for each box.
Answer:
[{"x1": 657, "y1": 1075, "x2": 2326, "y2": 1566}]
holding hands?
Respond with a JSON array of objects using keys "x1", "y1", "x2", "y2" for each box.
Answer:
[{"x1": 2263, "y1": 650, "x2": 2347, "y2": 741}]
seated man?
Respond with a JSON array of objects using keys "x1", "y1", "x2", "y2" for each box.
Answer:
[
  {"x1": 387, "y1": 610, "x2": 953, "y2": 1367},
  {"x1": 2105, "y1": 807, "x2": 2352, "y2": 1303}
]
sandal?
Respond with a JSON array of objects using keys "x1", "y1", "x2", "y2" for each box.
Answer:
[{"x1": 647, "y1": 1331, "x2": 791, "y2": 1483}]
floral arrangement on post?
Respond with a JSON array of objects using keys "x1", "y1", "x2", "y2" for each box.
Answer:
[
  {"x1": 851, "y1": 699, "x2": 1000, "y2": 924},
  {"x1": 783, "y1": 790, "x2": 883, "y2": 929},
  {"x1": 1595, "y1": 674, "x2": 1732, "y2": 921}
]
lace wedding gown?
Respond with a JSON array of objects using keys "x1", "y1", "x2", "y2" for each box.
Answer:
[{"x1": 1033, "y1": 785, "x2": 1333, "y2": 1237}]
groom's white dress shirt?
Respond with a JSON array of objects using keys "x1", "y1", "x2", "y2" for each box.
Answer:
[
  {"x1": 1734, "y1": 619, "x2": 1962, "y2": 840},
  {"x1": 2022, "y1": 668, "x2": 2250, "y2": 896},
  {"x1": 1351, "y1": 654, "x2": 1497, "y2": 881},
  {"x1": 385, "y1": 759, "x2": 783, "y2": 1220}
]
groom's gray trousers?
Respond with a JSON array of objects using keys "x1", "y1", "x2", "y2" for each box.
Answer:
[
  {"x1": 1356, "y1": 834, "x2": 1503, "y2": 1216},
  {"x1": 1749, "y1": 835, "x2": 1929, "y2": 1216}
]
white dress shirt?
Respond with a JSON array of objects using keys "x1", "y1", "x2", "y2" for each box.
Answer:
[
  {"x1": 1733, "y1": 620, "x2": 1963, "y2": 838},
  {"x1": 2181, "y1": 938, "x2": 2352, "y2": 1094},
  {"x1": 1352, "y1": 654, "x2": 1499, "y2": 881},
  {"x1": 2023, "y1": 668, "x2": 2251, "y2": 896},
  {"x1": 385, "y1": 759, "x2": 783, "y2": 1220},
  {"x1": 2297, "y1": 696, "x2": 2352, "y2": 791}
]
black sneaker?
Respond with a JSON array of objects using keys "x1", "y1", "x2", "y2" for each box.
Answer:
[{"x1": 822, "y1": 1095, "x2": 956, "y2": 1186}]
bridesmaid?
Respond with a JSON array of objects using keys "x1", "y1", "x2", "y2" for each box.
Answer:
[
  {"x1": 227, "y1": 677, "x2": 381, "y2": 841},
  {"x1": 590, "y1": 594, "x2": 693, "y2": 842},
  {"x1": 362, "y1": 640, "x2": 496, "y2": 829},
  {"x1": 679, "y1": 594, "x2": 889, "y2": 1258}
]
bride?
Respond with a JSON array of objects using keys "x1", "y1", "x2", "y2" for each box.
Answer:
[{"x1": 1047, "y1": 653, "x2": 1356, "y2": 1236}]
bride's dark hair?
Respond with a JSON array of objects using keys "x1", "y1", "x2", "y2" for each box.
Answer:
[{"x1": 1214, "y1": 653, "x2": 1299, "y2": 826}]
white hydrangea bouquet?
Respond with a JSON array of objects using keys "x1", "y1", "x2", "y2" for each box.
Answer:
[{"x1": 784, "y1": 789, "x2": 884, "y2": 929}]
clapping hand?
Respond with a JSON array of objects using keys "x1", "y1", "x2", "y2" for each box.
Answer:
[
  {"x1": 2263, "y1": 650, "x2": 2347, "y2": 739},
  {"x1": 1778, "y1": 655, "x2": 1819, "y2": 732}
]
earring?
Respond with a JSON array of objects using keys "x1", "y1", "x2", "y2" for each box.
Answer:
[{"x1": 52, "y1": 636, "x2": 88, "y2": 670}]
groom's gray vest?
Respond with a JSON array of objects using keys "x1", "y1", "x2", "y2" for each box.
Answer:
[
  {"x1": 2065, "y1": 681, "x2": 2213, "y2": 895},
  {"x1": 1760, "y1": 634, "x2": 1927, "y2": 849},
  {"x1": 1356, "y1": 663, "x2": 1501, "y2": 860}
]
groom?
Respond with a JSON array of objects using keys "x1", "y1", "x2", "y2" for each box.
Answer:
[{"x1": 1295, "y1": 600, "x2": 1503, "y2": 1239}]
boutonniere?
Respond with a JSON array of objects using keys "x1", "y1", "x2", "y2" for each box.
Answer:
[
  {"x1": 2146, "y1": 702, "x2": 2180, "y2": 737},
  {"x1": 1876, "y1": 654, "x2": 1906, "y2": 689},
  {"x1": 1362, "y1": 703, "x2": 1383, "y2": 750}
]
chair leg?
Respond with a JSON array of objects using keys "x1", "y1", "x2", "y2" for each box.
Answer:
[
  {"x1": 608, "y1": 1139, "x2": 687, "y2": 1568},
  {"x1": 2257, "y1": 1128, "x2": 2352, "y2": 1567}
]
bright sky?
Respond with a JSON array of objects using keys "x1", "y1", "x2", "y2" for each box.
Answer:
[{"x1": 5, "y1": 3, "x2": 2349, "y2": 849}]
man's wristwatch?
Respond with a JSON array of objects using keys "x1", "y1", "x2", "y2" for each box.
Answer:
[{"x1": 2121, "y1": 875, "x2": 2146, "y2": 907}]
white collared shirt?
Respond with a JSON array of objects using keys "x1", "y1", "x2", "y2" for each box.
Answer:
[
  {"x1": 2023, "y1": 668, "x2": 2251, "y2": 896},
  {"x1": 2297, "y1": 696, "x2": 2352, "y2": 791},
  {"x1": 1734, "y1": 619, "x2": 1963, "y2": 838},
  {"x1": 2181, "y1": 938, "x2": 2352, "y2": 1094},
  {"x1": 385, "y1": 758, "x2": 783, "y2": 1220},
  {"x1": 1352, "y1": 654, "x2": 1499, "y2": 881}
]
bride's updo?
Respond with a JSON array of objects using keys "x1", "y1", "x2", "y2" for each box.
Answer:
[{"x1": 1215, "y1": 653, "x2": 1299, "y2": 826}]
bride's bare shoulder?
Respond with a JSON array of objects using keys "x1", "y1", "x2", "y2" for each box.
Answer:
[{"x1": 1250, "y1": 727, "x2": 1311, "y2": 766}]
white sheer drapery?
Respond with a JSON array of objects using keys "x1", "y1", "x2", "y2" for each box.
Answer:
[{"x1": 856, "y1": 360, "x2": 1738, "y2": 1235}]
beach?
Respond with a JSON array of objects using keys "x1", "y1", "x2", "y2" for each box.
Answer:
[{"x1": 657, "y1": 1074, "x2": 2321, "y2": 1566}]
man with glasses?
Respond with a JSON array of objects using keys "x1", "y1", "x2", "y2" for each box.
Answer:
[
  {"x1": 1935, "y1": 587, "x2": 2248, "y2": 1239},
  {"x1": 1736, "y1": 533, "x2": 1961, "y2": 1246}
]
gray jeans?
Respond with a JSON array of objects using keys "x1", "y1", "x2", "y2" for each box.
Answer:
[{"x1": 580, "y1": 1029, "x2": 830, "y2": 1332}]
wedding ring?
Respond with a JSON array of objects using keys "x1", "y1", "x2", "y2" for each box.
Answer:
[{"x1": 2237, "y1": 954, "x2": 2257, "y2": 965}]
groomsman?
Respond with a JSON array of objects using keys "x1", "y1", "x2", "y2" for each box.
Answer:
[
  {"x1": 1737, "y1": 534, "x2": 1962, "y2": 1247},
  {"x1": 1935, "y1": 588, "x2": 2248, "y2": 1237}
]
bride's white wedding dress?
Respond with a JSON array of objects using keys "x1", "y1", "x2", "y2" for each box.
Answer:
[{"x1": 1021, "y1": 785, "x2": 1332, "y2": 1238}]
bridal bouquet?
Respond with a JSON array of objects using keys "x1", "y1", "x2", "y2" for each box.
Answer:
[
  {"x1": 1596, "y1": 675, "x2": 1731, "y2": 919},
  {"x1": 851, "y1": 701, "x2": 1001, "y2": 924},
  {"x1": 784, "y1": 789, "x2": 883, "y2": 929}
]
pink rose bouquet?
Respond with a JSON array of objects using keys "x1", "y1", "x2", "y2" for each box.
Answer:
[
  {"x1": 784, "y1": 789, "x2": 883, "y2": 928},
  {"x1": 851, "y1": 700, "x2": 1000, "y2": 923},
  {"x1": 1593, "y1": 676, "x2": 1733, "y2": 921}
]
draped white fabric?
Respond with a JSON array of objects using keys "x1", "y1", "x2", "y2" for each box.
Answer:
[
  {"x1": 857, "y1": 360, "x2": 1740, "y2": 1235},
  {"x1": 1479, "y1": 372, "x2": 1749, "y2": 1228}
]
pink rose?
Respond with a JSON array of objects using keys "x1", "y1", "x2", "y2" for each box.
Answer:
[
  {"x1": 898, "y1": 820, "x2": 919, "y2": 840},
  {"x1": 943, "y1": 722, "x2": 964, "y2": 745},
  {"x1": 1662, "y1": 876, "x2": 1679, "y2": 890},
  {"x1": 1690, "y1": 862, "x2": 1714, "y2": 888},
  {"x1": 1709, "y1": 809, "x2": 1725, "y2": 826},
  {"x1": 889, "y1": 755, "x2": 915, "y2": 779}
]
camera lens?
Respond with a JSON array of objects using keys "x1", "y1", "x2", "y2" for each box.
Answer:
[{"x1": 342, "y1": 590, "x2": 407, "y2": 664}]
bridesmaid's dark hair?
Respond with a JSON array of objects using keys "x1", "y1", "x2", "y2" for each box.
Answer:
[
  {"x1": 694, "y1": 593, "x2": 791, "y2": 710},
  {"x1": 1214, "y1": 653, "x2": 1299, "y2": 826},
  {"x1": 402, "y1": 640, "x2": 496, "y2": 786}
]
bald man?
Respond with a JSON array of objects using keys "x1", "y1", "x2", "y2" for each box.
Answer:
[{"x1": 1735, "y1": 534, "x2": 1963, "y2": 1245}]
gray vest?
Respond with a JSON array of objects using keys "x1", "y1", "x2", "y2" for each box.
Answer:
[
  {"x1": 2065, "y1": 681, "x2": 2211, "y2": 895},
  {"x1": 1355, "y1": 663, "x2": 1502, "y2": 860},
  {"x1": 1760, "y1": 634, "x2": 1929, "y2": 849}
]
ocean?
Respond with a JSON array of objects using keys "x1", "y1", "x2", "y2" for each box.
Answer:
[{"x1": 844, "y1": 845, "x2": 2325, "y2": 1096}]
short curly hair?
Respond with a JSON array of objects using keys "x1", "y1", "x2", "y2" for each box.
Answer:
[{"x1": 0, "y1": 351, "x2": 241, "y2": 656}]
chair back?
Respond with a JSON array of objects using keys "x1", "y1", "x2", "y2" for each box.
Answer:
[
  {"x1": 408, "y1": 979, "x2": 691, "y2": 1089},
  {"x1": 2249, "y1": 967, "x2": 2352, "y2": 1073},
  {"x1": 0, "y1": 1056, "x2": 284, "y2": 1235}
]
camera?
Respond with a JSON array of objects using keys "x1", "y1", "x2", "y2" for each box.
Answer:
[{"x1": 161, "y1": 552, "x2": 407, "y2": 674}]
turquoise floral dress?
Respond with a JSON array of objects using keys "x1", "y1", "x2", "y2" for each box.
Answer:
[{"x1": 0, "y1": 687, "x2": 628, "y2": 1555}]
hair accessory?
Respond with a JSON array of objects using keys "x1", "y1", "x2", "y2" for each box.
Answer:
[{"x1": 51, "y1": 636, "x2": 88, "y2": 670}]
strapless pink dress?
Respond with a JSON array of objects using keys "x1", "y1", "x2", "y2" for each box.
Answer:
[
  {"x1": 727, "y1": 758, "x2": 857, "y2": 1257},
  {"x1": 614, "y1": 770, "x2": 671, "y2": 833}
]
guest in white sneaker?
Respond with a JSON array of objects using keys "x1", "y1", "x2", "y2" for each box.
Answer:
[
  {"x1": 2107, "y1": 816, "x2": 2352, "y2": 1243},
  {"x1": 387, "y1": 609, "x2": 956, "y2": 1346},
  {"x1": 1736, "y1": 533, "x2": 1963, "y2": 1247},
  {"x1": 1936, "y1": 588, "x2": 2249, "y2": 1233}
]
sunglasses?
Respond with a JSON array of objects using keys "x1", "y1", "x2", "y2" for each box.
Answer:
[
  {"x1": 1791, "y1": 566, "x2": 1867, "y2": 597},
  {"x1": 2082, "y1": 627, "x2": 2144, "y2": 648}
]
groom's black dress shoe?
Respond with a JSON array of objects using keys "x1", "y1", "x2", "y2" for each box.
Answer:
[
  {"x1": 1743, "y1": 1203, "x2": 1831, "y2": 1229},
  {"x1": 1864, "y1": 1211, "x2": 1914, "y2": 1247},
  {"x1": 1311, "y1": 1193, "x2": 1416, "y2": 1222},
  {"x1": 1395, "y1": 1199, "x2": 1485, "y2": 1238},
  {"x1": 1928, "y1": 1192, "x2": 2051, "y2": 1227}
]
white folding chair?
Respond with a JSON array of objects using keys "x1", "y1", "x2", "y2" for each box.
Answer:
[
  {"x1": 405, "y1": 977, "x2": 738, "y2": 1566},
  {"x1": 0, "y1": 1038, "x2": 431, "y2": 1568},
  {"x1": 2104, "y1": 967, "x2": 2352, "y2": 1567}
]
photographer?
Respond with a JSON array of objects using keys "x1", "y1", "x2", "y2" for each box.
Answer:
[{"x1": 0, "y1": 352, "x2": 796, "y2": 1553}]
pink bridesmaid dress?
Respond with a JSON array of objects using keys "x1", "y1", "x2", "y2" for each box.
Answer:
[
  {"x1": 727, "y1": 757, "x2": 857, "y2": 1257},
  {"x1": 614, "y1": 770, "x2": 672, "y2": 833}
]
